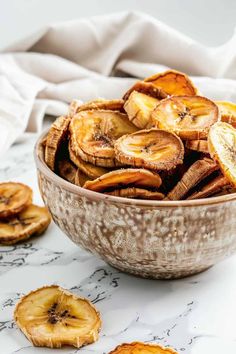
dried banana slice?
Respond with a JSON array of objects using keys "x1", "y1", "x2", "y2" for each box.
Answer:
[
  {"x1": 14, "y1": 285, "x2": 101, "y2": 348},
  {"x1": 166, "y1": 157, "x2": 218, "y2": 200},
  {"x1": 83, "y1": 169, "x2": 162, "y2": 192},
  {"x1": 115, "y1": 128, "x2": 184, "y2": 171},
  {"x1": 68, "y1": 99, "x2": 83, "y2": 117},
  {"x1": 208, "y1": 122, "x2": 236, "y2": 187},
  {"x1": 106, "y1": 187, "x2": 164, "y2": 200},
  {"x1": 45, "y1": 116, "x2": 70, "y2": 171},
  {"x1": 152, "y1": 96, "x2": 219, "y2": 140},
  {"x1": 69, "y1": 110, "x2": 137, "y2": 167},
  {"x1": 0, "y1": 182, "x2": 32, "y2": 219},
  {"x1": 216, "y1": 101, "x2": 236, "y2": 128},
  {"x1": 0, "y1": 204, "x2": 51, "y2": 245},
  {"x1": 123, "y1": 81, "x2": 167, "y2": 101},
  {"x1": 58, "y1": 159, "x2": 77, "y2": 184},
  {"x1": 74, "y1": 169, "x2": 90, "y2": 187},
  {"x1": 70, "y1": 98, "x2": 124, "y2": 116},
  {"x1": 187, "y1": 174, "x2": 230, "y2": 200},
  {"x1": 185, "y1": 139, "x2": 209, "y2": 153},
  {"x1": 124, "y1": 91, "x2": 160, "y2": 129},
  {"x1": 109, "y1": 342, "x2": 178, "y2": 354},
  {"x1": 145, "y1": 69, "x2": 198, "y2": 96},
  {"x1": 69, "y1": 142, "x2": 108, "y2": 179}
]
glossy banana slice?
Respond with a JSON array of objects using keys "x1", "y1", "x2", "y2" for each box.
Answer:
[
  {"x1": 187, "y1": 174, "x2": 230, "y2": 200},
  {"x1": 166, "y1": 157, "x2": 218, "y2": 200},
  {"x1": 123, "y1": 81, "x2": 167, "y2": 101},
  {"x1": 83, "y1": 169, "x2": 162, "y2": 192},
  {"x1": 124, "y1": 91, "x2": 160, "y2": 129},
  {"x1": 70, "y1": 98, "x2": 124, "y2": 116},
  {"x1": 115, "y1": 128, "x2": 184, "y2": 171},
  {"x1": 208, "y1": 122, "x2": 236, "y2": 187},
  {"x1": 69, "y1": 110, "x2": 137, "y2": 167},
  {"x1": 0, "y1": 204, "x2": 51, "y2": 245},
  {"x1": 0, "y1": 182, "x2": 32, "y2": 219},
  {"x1": 14, "y1": 285, "x2": 101, "y2": 348},
  {"x1": 145, "y1": 69, "x2": 198, "y2": 96},
  {"x1": 185, "y1": 139, "x2": 209, "y2": 153},
  {"x1": 58, "y1": 159, "x2": 77, "y2": 184},
  {"x1": 45, "y1": 116, "x2": 70, "y2": 171},
  {"x1": 152, "y1": 96, "x2": 219, "y2": 140},
  {"x1": 109, "y1": 342, "x2": 178, "y2": 354},
  {"x1": 106, "y1": 187, "x2": 164, "y2": 200},
  {"x1": 216, "y1": 101, "x2": 236, "y2": 128},
  {"x1": 68, "y1": 142, "x2": 108, "y2": 179}
]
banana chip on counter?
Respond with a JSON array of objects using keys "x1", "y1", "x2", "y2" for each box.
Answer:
[
  {"x1": 185, "y1": 139, "x2": 209, "y2": 153},
  {"x1": 166, "y1": 157, "x2": 218, "y2": 200},
  {"x1": 0, "y1": 182, "x2": 32, "y2": 219},
  {"x1": 152, "y1": 96, "x2": 219, "y2": 140},
  {"x1": 106, "y1": 187, "x2": 164, "y2": 200},
  {"x1": 145, "y1": 69, "x2": 198, "y2": 96},
  {"x1": 0, "y1": 204, "x2": 51, "y2": 245},
  {"x1": 208, "y1": 122, "x2": 236, "y2": 187},
  {"x1": 45, "y1": 116, "x2": 70, "y2": 171},
  {"x1": 115, "y1": 129, "x2": 184, "y2": 171},
  {"x1": 14, "y1": 285, "x2": 101, "y2": 349},
  {"x1": 216, "y1": 101, "x2": 236, "y2": 128},
  {"x1": 69, "y1": 110, "x2": 137, "y2": 167},
  {"x1": 84, "y1": 169, "x2": 162, "y2": 192},
  {"x1": 109, "y1": 342, "x2": 178, "y2": 354}
]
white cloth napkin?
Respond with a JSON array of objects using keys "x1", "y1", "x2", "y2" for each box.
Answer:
[{"x1": 1, "y1": 11, "x2": 236, "y2": 156}]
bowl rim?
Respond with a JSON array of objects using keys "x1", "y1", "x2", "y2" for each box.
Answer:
[{"x1": 34, "y1": 129, "x2": 236, "y2": 208}]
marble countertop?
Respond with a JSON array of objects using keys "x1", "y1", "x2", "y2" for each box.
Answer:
[{"x1": 1, "y1": 134, "x2": 236, "y2": 354}]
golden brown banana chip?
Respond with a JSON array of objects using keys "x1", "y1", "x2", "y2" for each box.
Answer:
[
  {"x1": 14, "y1": 285, "x2": 101, "y2": 349},
  {"x1": 115, "y1": 128, "x2": 184, "y2": 171},
  {"x1": 68, "y1": 142, "x2": 108, "y2": 179},
  {"x1": 145, "y1": 69, "x2": 198, "y2": 96},
  {"x1": 83, "y1": 169, "x2": 162, "y2": 192},
  {"x1": 187, "y1": 174, "x2": 230, "y2": 200},
  {"x1": 185, "y1": 139, "x2": 209, "y2": 153},
  {"x1": 0, "y1": 182, "x2": 32, "y2": 219},
  {"x1": 68, "y1": 99, "x2": 82, "y2": 117},
  {"x1": 45, "y1": 116, "x2": 70, "y2": 171},
  {"x1": 69, "y1": 110, "x2": 137, "y2": 167},
  {"x1": 0, "y1": 204, "x2": 51, "y2": 245},
  {"x1": 58, "y1": 159, "x2": 77, "y2": 184},
  {"x1": 109, "y1": 342, "x2": 178, "y2": 354},
  {"x1": 123, "y1": 81, "x2": 167, "y2": 101},
  {"x1": 166, "y1": 157, "x2": 218, "y2": 200},
  {"x1": 152, "y1": 96, "x2": 219, "y2": 140},
  {"x1": 124, "y1": 91, "x2": 160, "y2": 129},
  {"x1": 208, "y1": 122, "x2": 236, "y2": 187},
  {"x1": 70, "y1": 98, "x2": 124, "y2": 116},
  {"x1": 216, "y1": 101, "x2": 236, "y2": 128},
  {"x1": 106, "y1": 187, "x2": 164, "y2": 200}
]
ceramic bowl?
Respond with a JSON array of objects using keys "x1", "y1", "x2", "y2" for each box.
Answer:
[{"x1": 34, "y1": 131, "x2": 236, "y2": 279}]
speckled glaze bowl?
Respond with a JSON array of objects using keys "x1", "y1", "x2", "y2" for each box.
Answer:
[{"x1": 34, "y1": 131, "x2": 236, "y2": 279}]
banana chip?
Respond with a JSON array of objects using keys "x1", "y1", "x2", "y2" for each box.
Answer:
[
  {"x1": 45, "y1": 116, "x2": 70, "y2": 171},
  {"x1": 0, "y1": 204, "x2": 51, "y2": 245},
  {"x1": 208, "y1": 122, "x2": 236, "y2": 187},
  {"x1": 187, "y1": 174, "x2": 230, "y2": 200},
  {"x1": 115, "y1": 128, "x2": 184, "y2": 171},
  {"x1": 74, "y1": 169, "x2": 90, "y2": 187},
  {"x1": 166, "y1": 157, "x2": 218, "y2": 200},
  {"x1": 106, "y1": 187, "x2": 164, "y2": 200},
  {"x1": 14, "y1": 285, "x2": 101, "y2": 348},
  {"x1": 69, "y1": 142, "x2": 108, "y2": 179},
  {"x1": 109, "y1": 342, "x2": 178, "y2": 354},
  {"x1": 185, "y1": 139, "x2": 209, "y2": 153},
  {"x1": 68, "y1": 99, "x2": 83, "y2": 117},
  {"x1": 216, "y1": 101, "x2": 236, "y2": 128},
  {"x1": 70, "y1": 98, "x2": 124, "y2": 116},
  {"x1": 83, "y1": 169, "x2": 162, "y2": 192},
  {"x1": 123, "y1": 81, "x2": 167, "y2": 101},
  {"x1": 0, "y1": 182, "x2": 32, "y2": 219},
  {"x1": 152, "y1": 96, "x2": 219, "y2": 140},
  {"x1": 58, "y1": 159, "x2": 77, "y2": 184},
  {"x1": 145, "y1": 69, "x2": 198, "y2": 96},
  {"x1": 69, "y1": 110, "x2": 137, "y2": 167}
]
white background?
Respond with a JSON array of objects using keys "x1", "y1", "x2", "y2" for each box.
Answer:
[{"x1": 1, "y1": 0, "x2": 236, "y2": 49}]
